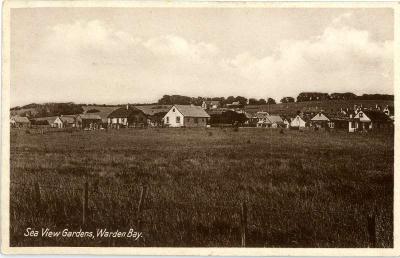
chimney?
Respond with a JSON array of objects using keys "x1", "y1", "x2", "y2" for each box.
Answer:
[{"x1": 126, "y1": 104, "x2": 129, "y2": 110}]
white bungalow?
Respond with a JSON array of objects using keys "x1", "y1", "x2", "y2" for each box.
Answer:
[{"x1": 163, "y1": 105, "x2": 210, "y2": 127}]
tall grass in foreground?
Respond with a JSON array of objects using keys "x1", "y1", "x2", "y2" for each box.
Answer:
[{"x1": 10, "y1": 128, "x2": 393, "y2": 247}]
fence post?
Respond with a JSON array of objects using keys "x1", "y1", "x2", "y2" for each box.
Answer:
[
  {"x1": 241, "y1": 201, "x2": 247, "y2": 247},
  {"x1": 137, "y1": 185, "x2": 148, "y2": 230},
  {"x1": 34, "y1": 181, "x2": 41, "y2": 211},
  {"x1": 367, "y1": 212, "x2": 377, "y2": 248},
  {"x1": 82, "y1": 180, "x2": 89, "y2": 226}
]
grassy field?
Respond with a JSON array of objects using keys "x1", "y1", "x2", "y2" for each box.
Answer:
[{"x1": 10, "y1": 127, "x2": 393, "y2": 247}]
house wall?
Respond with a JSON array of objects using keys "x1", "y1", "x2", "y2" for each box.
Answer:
[
  {"x1": 164, "y1": 107, "x2": 184, "y2": 127},
  {"x1": 348, "y1": 121, "x2": 355, "y2": 132},
  {"x1": 290, "y1": 116, "x2": 306, "y2": 128},
  {"x1": 183, "y1": 117, "x2": 208, "y2": 127},
  {"x1": 82, "y1": 119, "x2": 102, "y2": 129},
  {"x1": 53, "y1": 117, "x2": 63, "y2": 128},
  {"x1": 127, "y1": 113, "x2": 147, "y2": 127}
]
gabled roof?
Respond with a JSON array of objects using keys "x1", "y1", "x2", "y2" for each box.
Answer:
[
  {"x1": 11, "y1": 116, "x2": 30, "y2": 123},
  {"x1": 107, "y1": 106, "x2": 144, "y2": 118},
  {"x1": 79, "y1": 114, "x2": 102, "y2": 120},
  {"x1": 60, "y1": 115, "x2": 76, "y2": 123},
  {"x1": 361, "y1": 110, "x2": 392, "y2": 122},
  {"x1": 267, "y1": 115, "x2": 284, "y2": 124},
  {"x1": 135, "y1": 105, "x2": 172, "y2": 116},
  {"x1": 311, "y1": 112, "x2": 330, "y2": 121},
  {"x1": 174, "y1": 105, "x2": 210, "y2": 118},
  {"x1": 82, "y1": 106, "x2": 119, "y2": 123},
  {"x1": 244, "y1": 112, "x2": 255, "y2": 119},
  {"x1": 255, "y1": 112, "x2": 269, "y2": 119},
  {"x1": 33, "y1": 116, "x2": 59, "y2": 124},
  {"x1": 291, "y1": 115, "x2": 306, "y2": 122}
]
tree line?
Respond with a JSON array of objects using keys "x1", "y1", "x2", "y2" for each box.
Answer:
[
  {"x1": 157, "y1": 93, "x2": 393, "y2": 105},
  {"x1": 157, "y1": 95, "x2": 277, "y2": 106}
]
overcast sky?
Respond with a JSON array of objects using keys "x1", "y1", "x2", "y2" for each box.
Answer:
[{"x1": 10, "y1": 7, "x2": 393, "y2": 107}]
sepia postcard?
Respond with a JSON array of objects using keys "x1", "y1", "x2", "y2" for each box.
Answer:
[{"x1": 1, "y1": 0, "x2": 399, "y2": 256}]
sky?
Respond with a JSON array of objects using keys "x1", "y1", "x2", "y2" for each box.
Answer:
[{"x1": 10, "y1": 7, "x2": 394, "y2": 107}]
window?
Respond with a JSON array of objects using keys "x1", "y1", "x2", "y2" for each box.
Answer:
[
  {"x1": 166, "y1": 117, "x2": 169, "y2": 123},
  {"x1": 359, "y1": 113, "x2": 363, "y2": 118},
  {"x1": 172, "y1": 108, "x2": 175, "y2": 112},
  {"x1": 194, "y1": 118, "x2": 198, "y2": 123},
  {"x1": 176, "y1": 116, "x2": 180, "y2": 123}
]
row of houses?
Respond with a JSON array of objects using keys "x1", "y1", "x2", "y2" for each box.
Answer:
[
  {"x1": 10, "y1": 102, "x2": 394, "y2": 133},
  {"x1": 11, "y1": 113, "x2": 107, "y2": 129},
  {"x1": 10, "y1": 104, "x2": 171, "y2": 130},
  {"x1": 246, "y1": 108, "x2": 393, "y2": 132}
]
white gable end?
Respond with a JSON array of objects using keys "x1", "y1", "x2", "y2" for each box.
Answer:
[
  {"x1": 311, "y1": 113, "x2": 330, "y2": 121},
  {"x1": 163, "y1": 106, "x2": 185, "y2": 127},
  {"x1": 354, "y1": 111, "x2": 371, "y2": 122}
]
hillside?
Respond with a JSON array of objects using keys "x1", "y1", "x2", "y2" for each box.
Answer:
[
  {"x1": 11, "y1": 99, "x2": 394, "y2": 119},
  {"x1": 245, "y1": 99, "x2": 394, "y2": 115}
]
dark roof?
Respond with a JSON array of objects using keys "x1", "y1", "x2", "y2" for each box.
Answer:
[
  {"x1": 325, "y1": 113, "x2": 351, "y2": 122},
  {"x1": 33, "y1": 116, "x2": 58, "y2": 123},
  {"x1": 82, "y1": 106, "x2": 119, "y2": 122},
  {"x1": 79, "y1": 114, "x2": 102, "y2": 120},
  {"x1": 107, "y1": 106, "x2": 144, "y2": 118},
  {"x1": 362, "y1": 110, "x2": 392, "y2": 122},
  {"x1": 174, "y1": 105, "x2": 210, "y2": 118},
  {"x1": 135, "y1": 105, "x2": 172, "y2": 116}
]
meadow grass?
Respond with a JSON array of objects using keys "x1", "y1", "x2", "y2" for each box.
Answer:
[{"x1": 10, "y1": 127, "x2": 393, "y2": 247}]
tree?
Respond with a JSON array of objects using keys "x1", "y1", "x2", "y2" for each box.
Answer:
[
  {"x1": 225, "y1": 96, "x2": 236, "y2": 105},
  {"x1": 258, "y1": 98, "x2": 267, "y2": 105},
  {"x1": 248, "y1": 98, "x2": 258, "y2": 105},
  {"x1": 330, "y1": 92, "x2": 357, "y2": 100},
  {"x1": 280, "y1": 97, "x2": 295, "y2": 103},
  {"x1": 267, "y1": 98, "x2": 276, "y2": 104},
  {"x1": 234, "y1": 96, "x2": 248, "y2": 106},
  {"x1": 358, "y1": 94, "x2": 394, "y2": 101},
  {"x1": 296, "y1": 92, "x2": 330, "y2": 102},
  {"x1": 158, "y1": 95, "x2": 192, "y2": 105}
]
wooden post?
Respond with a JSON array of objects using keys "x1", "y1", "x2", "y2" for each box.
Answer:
[
  {"x1": 34, "y1": 181, "x2": 41, "y2": 211},
  {"x1": 82, "y1": 180, "x2": 89, "y2": 226},
  {"x1": 367, "y1": 212, "x2": 377, "y2": 248},
  {"x1": 241, "y1": 202, "x2": 247, "y2": 247},
  {"x1": 137, "y1": 186, "x2": 148, "y2": 230}
]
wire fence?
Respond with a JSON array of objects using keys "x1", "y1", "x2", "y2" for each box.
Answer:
[{"x1": 10, "y1": 179, "x2": 387, "y2": 247}]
